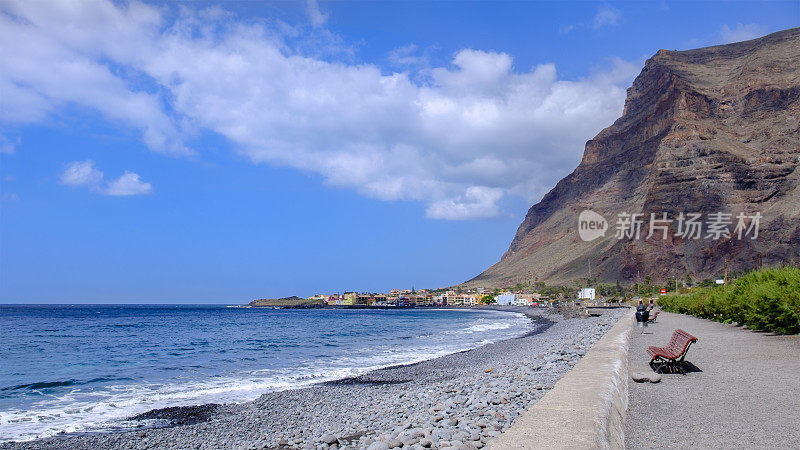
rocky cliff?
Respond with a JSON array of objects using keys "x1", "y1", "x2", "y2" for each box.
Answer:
[{"x1": 469, "y1": 28, "x2": 800, "y2": 287}]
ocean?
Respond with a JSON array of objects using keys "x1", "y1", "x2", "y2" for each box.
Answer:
[{"x1": 0, "y1": 305, "x2": 532, "y2": 442}]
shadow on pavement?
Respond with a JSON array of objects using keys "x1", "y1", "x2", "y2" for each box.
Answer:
[{"x1": 649, "y1": 361, "x2": 703, "y2": 374}]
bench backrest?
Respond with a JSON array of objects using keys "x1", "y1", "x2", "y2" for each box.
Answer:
[{"x1": 665, "y1": 329, "x2": 698, "y2": 355}]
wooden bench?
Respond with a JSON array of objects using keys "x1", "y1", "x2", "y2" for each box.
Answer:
[
  {"x1": 647, "y1": 310, "x2": 660, "y2": 323},
  {"x1": 647, "y1": 329, "x2": 698, "y2": 374}
]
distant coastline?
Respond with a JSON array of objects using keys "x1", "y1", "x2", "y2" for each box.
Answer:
[{"x1": 248, "y1": 296, "x2": 325, "y2": 307}]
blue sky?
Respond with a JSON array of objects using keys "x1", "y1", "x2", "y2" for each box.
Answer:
[{"x1": 1, "y1": 0, "x2": 797, "y2": 303}]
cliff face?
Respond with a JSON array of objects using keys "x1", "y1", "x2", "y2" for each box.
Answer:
[{"x1": 469, "y1": 28, "x2": 800, "y2": 287}]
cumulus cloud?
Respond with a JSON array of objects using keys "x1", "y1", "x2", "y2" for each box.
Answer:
[
  {"x1": 0, "y1": 1, "x2": 188, "y2": 154},
  {"x1": 59, "y1": 160, "x2": 152, "y2": 196},
  {"x1": 60, "y1": 160, "x2": 104, "y2": 187},
  {"x1": 593, "y1": 6, "x2": 622, "y2": 29},
  {"x1": 1, "y1": 0, "x2": 639, "y2": 219},
  {"x1": 720, "y1": 23, "x2": 766, "y2": 43},
  {"x1": 104, "y1": 171, "x2": 153, "y2": 196},
  {"x1": 426, "y1": 186, "x2": 504, "y2": 220}
]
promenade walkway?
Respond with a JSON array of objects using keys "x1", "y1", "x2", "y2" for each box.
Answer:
[{"x1": 626, "y1": 311, "x2": 800, "y2": 449}]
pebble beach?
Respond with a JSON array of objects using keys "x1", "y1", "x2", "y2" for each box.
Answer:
[{"x1": 2, "y1": 308, "x2": 626, "y2": 450}]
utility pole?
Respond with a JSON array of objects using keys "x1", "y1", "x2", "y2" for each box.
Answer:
[{"x1": 637, "y1": 270, "x2": 640, "y2": 298}]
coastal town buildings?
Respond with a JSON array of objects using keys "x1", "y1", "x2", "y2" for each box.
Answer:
[{"x1": 303, "y1": 288, "x2": 569, "y2": 308}]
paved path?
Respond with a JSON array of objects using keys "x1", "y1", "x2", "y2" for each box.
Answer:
[{"x1": 625, "y1": 311, "x2": 800, "y2": 449}]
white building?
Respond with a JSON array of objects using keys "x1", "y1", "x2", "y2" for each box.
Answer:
[
  {"x1": 513, "y1": 296, "x2": 530, "y2": 307},
  {"x1": 577, "y1": 288, "x2": 596, "y2": 301},
  {"x1": 495, "y1": 292, "x2": 515, "y2": 305}
]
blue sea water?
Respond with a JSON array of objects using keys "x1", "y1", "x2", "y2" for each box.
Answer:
[{"x1": 0, "y1": 305, "x2": 532, "y2": 442}]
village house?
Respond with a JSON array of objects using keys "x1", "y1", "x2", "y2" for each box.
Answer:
[
  {"x1": 494, "y1": 292, "x2": 515, "y2": 306},
  {"x1": 461, "y1": 294, "x2": 477, "y2": 306},
  {"x1": 416, "y1": 294, "x2": 434, "y2": 306},
  {"x1": 342, "y1": 292, "x2": 358, "y2": 305}
]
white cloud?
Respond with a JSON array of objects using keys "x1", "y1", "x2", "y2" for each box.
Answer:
[
  {"x1": 388, "y1": 44, "x2": 431, "y2": 68},
  {"x1": 60, "y1": 160, "x2": 104, "y2": 187},
  {"x1": 720, "y1": 23, "x2": 766, "y2": 44},
  {"x1": 59, "y1": 160, "x2": 152, "y2": 196},
  {"x1": 426, "y1": 186, "x2": 504, "y2": 220},
  {"x1": 2, "y1": 1, "x2": 640, "y2": 219},
  {"x1": 0, "y1": 1, "x2": 188, "y2": 155},
  {"x1": 306, "y1": 0, "x2": 328, "y2": 27},
  {"x1": 593, "y1": 6, "x2": 622, "y2": 29},
  {"x1": 104, "y1": 172, "x2": 153, "y2": 196}
]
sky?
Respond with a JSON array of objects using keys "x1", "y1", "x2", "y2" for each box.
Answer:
[{"x1": 1, "y1": 0, "x2": 798, "y2": 303}]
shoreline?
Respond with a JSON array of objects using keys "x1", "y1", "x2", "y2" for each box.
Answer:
[{"x1": 2, "y1": 307, "x2": 627, "y2": 449}]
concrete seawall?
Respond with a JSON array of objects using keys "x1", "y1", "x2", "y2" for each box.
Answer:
[{"x1": 490, "y1": 308, "x2": 635, "y2": 449}]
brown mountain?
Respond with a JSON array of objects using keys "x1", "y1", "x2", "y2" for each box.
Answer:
[{"x1": 468, "y1": 28, "x2": 800, "y2": 287}]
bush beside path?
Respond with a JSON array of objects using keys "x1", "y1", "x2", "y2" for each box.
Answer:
[{"x1": 658, "y1": 266, "x2": 800, "y2": 335}]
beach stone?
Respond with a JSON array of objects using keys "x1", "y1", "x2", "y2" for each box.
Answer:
[
  {"x1": 367, "y1": 442, "x2": 390, "y2": 450},
  {"x1": 433, "y1": 429, "x2": 452, "y2": 441},
  {"x1": 631, "y1": 371, "x2": 662, "y2": 383},
  {"x1": 320, "y1": 434, "x2": 338, "y2": 445},
  {"x1": 648, "y1": 373, "x2": 662, "y2": 383}
]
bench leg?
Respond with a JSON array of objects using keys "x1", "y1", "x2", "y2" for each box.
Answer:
[
  {"x1": 677, "y1": 354, "x2": 689, "y2": 375},
  {"x1": 650, "y1": 359, "x2": 666, "y2": 374}
]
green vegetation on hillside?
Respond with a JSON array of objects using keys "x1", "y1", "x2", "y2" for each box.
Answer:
[{"x1": 658, "y1": 266, "x2": 800, "y2": 335}]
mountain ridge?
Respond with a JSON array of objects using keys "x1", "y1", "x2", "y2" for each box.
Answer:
[{"x1": 467, "y1": 28, "x2": 800, "y2": 287}]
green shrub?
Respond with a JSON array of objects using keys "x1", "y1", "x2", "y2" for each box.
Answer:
[{"x1": 658, "y1": 266, "x2": 800, "y2": 335}]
